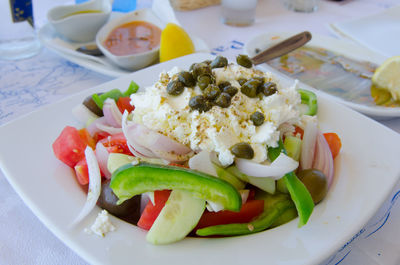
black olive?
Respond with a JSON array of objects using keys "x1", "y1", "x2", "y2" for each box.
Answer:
[
  {"x1": 297, "y1": 169, "x2": 328, "y2": 204},
  {"x1": 178, "y1": 71, "x2": 196, "y2": 87},
  {"x1": 167, "y1": 80, "x2": 185, "y2": 96},
  {"x1": 197, "y1": 74, "x2": 213, "y2": 90},
  {"x1": 241, "y1": 79, "x2": 261, "y2": 98},
  {"x1": 97, "y1": 180, "x2": 141, "y2": 219},
  {"x1": 83, "y1": 95, "x2": 103, "y2": 116},
  {"x1": 210, "y1": 55, "x2": 228, "y2": 68},
  {"x1": 222, "y1": 85, "x2": 238, "y2": 97},
  {"x1": 230, "y1": 142, "x2": 254, "y2": 159},
  {"x1": 262, "y1": 82, "x2": 278, "y2": 96},
  {"x1": 203, "y1": 84, "x2": 221, "y2": 100},
  {"x1": 236, "y1": 54, "x2": 253, "y2": 68},
  {"x1": 214, "y1": 92, "x2": 232, "y2": 108},
  {"x1": 192, "y1": 62, "x2": 212, "y2": 79},
  {"x1": 250, "y1": 111, "x2": 264, "y2": 126}
]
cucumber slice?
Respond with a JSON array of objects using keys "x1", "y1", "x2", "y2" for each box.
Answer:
[
  {"x1": 226, "y1": 166, "x2": 276, "y2": 194},
  {"x1": 283, "y1": 136, "x2": 302, "y2": 161},
  {"x1": 107, "y1": 153, "x2": 137, "y2": 173},
  {"x1": 146, "y1": 190, "x2": 205, "y2": 244},
  {"x1": 213, "y1": 164, "x2": 246, "y2": 190}
]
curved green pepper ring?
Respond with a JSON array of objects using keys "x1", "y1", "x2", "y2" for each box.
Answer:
[
  {"x1": 298, "y1": 89, "x2": 317, "y2": 116},
  {"x1": 92, "y1": 80, "x2": 139, "y2": 109}
]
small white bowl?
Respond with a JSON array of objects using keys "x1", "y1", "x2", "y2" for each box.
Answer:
[
  {"x1": 96, "y1": 9, "x2": 164, "y2": 71},
  {"x1": 47, "y1": 0, "x2": 111, "y2": 43}
]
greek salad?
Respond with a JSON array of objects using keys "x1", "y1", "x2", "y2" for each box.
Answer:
[{"x1": 52, "y1": 55, "x2": 341, "y2": 244}]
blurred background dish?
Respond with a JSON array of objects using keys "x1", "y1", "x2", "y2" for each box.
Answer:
[{"x1": 47, "y1": 0, "x2": 112, "y2": 42}]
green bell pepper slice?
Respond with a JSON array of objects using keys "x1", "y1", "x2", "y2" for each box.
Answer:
[
  {"x1": 298, "y1": 89, "x2": 317, "y2": 116},
  {"x1": 92, "y1": 80, "x2": 139, "y2": 109},
  {"x1": 110, "y1": 162, "x2": 242, "y2": 212},
  {"x1": 268, "y1": 141, "x2": 314, "y2": 227}
]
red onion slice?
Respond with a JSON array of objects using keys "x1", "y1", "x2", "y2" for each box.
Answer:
[
  {"x1": 103, "y1": 98, "x2": 122, "y2": 128},
  {"x1": 300, "y1": 118, "x2": 318, "y2": 170},
  {"x1": 70, "y1": 147, "x2": 101, "y2": 227},
  {"x1": 236, "y1": 153, "x2": 299, "y2": 180},
  {"x1": 95, "y1": 142, "x2": 111, "y2": 179},
  {"x1": 313, "y1": 130, "x2": 335, "y2": 188}
]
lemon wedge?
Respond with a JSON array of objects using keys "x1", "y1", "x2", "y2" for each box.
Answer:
[
  {"x1": 371, "y1": 56, "x2": 400, "y2": 101},
  {"x1": 159, "y1": 23, "x2": 195, "y2": 63}
]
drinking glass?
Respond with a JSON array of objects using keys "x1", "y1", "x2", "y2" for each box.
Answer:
[
  {"x1": 283, "y1": 0, "x2": 319, "y2": 13},
  {"x1": 220, "y1": 0, "x2": 258, "y2": 27}
]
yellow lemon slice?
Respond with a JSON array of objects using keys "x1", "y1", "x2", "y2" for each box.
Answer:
[
  {"x1": 159, "y1": 23, "x2": 195, "y2": 63},
  {"x1": 371, "y1": 56, "x2": 400, "y2": 101}
]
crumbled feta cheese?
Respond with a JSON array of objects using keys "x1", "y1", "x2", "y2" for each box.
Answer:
[
  {"x1": 130, "y1": 64, "x2": 302, "y2": 166},
  {"x1": 85, "y1": 210, "x2": 116, "y2": 237}
]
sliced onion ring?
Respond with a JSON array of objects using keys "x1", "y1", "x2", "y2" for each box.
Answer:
[
  {"x1": 300, "y1": 118, "x2": 318, "y2": 170},
  {"x1": 70, "y1": 147, "x2": 101, "y2": 227},
  {"x1": 103, "y1": 98, "x2": 122, "y2": 128},
  {"x1": 96, "y1": 142, "x2": 111, "y2": 179},
  {"x1": 236, "y1": 153, "x2": 299, "y2": 180},
  {"x1": 313, "y1": 130, "x2": 335, "y2": 188}
]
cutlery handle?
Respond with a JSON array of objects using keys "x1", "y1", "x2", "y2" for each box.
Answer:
[{"x1": 251, "y1": 31, "x2": 312, "y2": 65}]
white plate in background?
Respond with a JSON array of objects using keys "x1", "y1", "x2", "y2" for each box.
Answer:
[
  {"x1": 244, "y1": 31, "x2": 400, "y2": 120},
  {"x1": 1, "y1": 53, "x2": 400, "y2": 265}
]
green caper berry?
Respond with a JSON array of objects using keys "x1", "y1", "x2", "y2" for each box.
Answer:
[
  {"x1": 192, "y1": 62, "x2": 212, "y2": 79},
  {"x1": 203, "y1": 100, "x2": 214, "y2": 112},
  {"x1": 210, "y1": 56, "x2": 228, "y2": 69},
  {"x1": 250, "y1": 111, "x2": 264, "y2": 126},
  {"x1": 167, "y1": 80, "x2": 185, "y2": 96},
  {"x1": 215, "y1": 92, "x2": 231, "y2": 108},
  {"x1": 236, "y1": 54, "x2": 253, "y2": 68},
  {"x1": 197, "y1": 74, "x2": 213, "y2": 90},
  {"x1": 230, "y1": 142, "x2": 254, "y2": 159},
  {"x1": 238, "y1": 78, "x2": 247, "y2": 86},
  {"x1": 218, "y1": 81, "x2": 231, "y2": 89},
  {"x1": 262, "y1": 82, "x2": 278, "y2": 96},
  {"x1": 241, "y1": 80, "x2": 261, "y2": 98},
  {"x1": 203, "y1": 84, "x2": 221, "y2": 100},
  {"x1": 222, "y1": 85, "x2": 238, "y2": 96},
  {"x1": 178, "y1": 71, "x2": 196, "y2": 87},
  {"x1": 203, "y1": 60, "x2": 212, "y2": 65},
  {"x1": 189, "y1": 95, "x2": 207, "y2": 112}
]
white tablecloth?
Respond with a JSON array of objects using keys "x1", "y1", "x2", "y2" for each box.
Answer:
[{"x1": 1, "y1": 0, "x2": 400, "y2": 264}]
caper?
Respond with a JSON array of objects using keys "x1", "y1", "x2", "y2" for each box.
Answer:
[
  {"x1": 297, "y1": 169, "x2": 328, "y2": 204},
  {"x1": 197, "y1": 74, "x2": 213, "y2": 90},
  {"x1": 230, "y1": 142, "x2": 254, "y2": 159},
  {"x1": 215, "y1": 92, "x2": 232, "y2": 108},
  {"x1": 189, "y1": 95, "x2": 207, "y2": 112},
  {"x1": 192, "y1": 62, "x2": 212, "y2": 79},
  {"x1": 203, "y1": 59, "x2": 212, "y2": 65},
  {"x1": 178, "y1": 71, "x2": 195, "y2": 87},
  {"x1": 203, "y1": 84, "x2": 221, "y2": 100},
  {"x1": 222, "y1": 85, "x2": 238, "y2": 96},
  {"x1": 218, "y1": 81, "x2": 231, "y2": 89},
  {"x1": 250, "y1": 111, "x2": 264, "y2": 126},
  {"x1": 236, "y1": 54, "x2": 253, "y2": 68},
  {"x1": 262, "y1": 81, "x2": 278, "y2": 96},
  {"x1": 210, "y1": 55, "x2": 228, "y2": 69},
  {"x1": 237, "y1": 78, "x2": 247, "y2": 86},
  {"x1": 167, "y1": 80, "x2": 185, "y2": 96},
  {"x1": 241, "y1": 79, "x2": 261, "y2": 98}
]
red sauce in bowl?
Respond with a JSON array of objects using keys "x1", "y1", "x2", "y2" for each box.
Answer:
[{"x1": 103, "y1": 21, "x2": 162, "y2": 56}]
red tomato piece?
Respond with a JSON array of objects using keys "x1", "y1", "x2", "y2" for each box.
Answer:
[
  {"x1": 195, "y1": 199, "x2": 264, "y2": 230},
  {"x1": 294, "y1": 126, "x2": 304, "y2": 139},
  {"x1": 117, "y1": 96, "x2": 135, "y2": 114},
  {"x1": 93, "y1": 131, "x2": 111, "y2": 143},
  {"x1": 323, "y1": 132, "x2": 342, "y2": 159},
  {"x1": 74, "y1": 157, "x2": 89, "y2": 185},
  {"x1": 78, "y1": 128, "x2": 96, "y2": 149},
  {"x1": 137, "y1": 190, "x2": 171, "y2": 230},
  {"x1": 99, "y1": 132, "x2": 132, "y2": 155},
  {"x1": 52, "y1": 126, "x2": 87, "y2": 167}
]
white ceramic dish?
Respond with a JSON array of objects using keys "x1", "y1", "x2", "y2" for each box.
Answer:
[
  {"x1": 47, "y1": 0, "x2": 112, "y2": 42},
  {"x1": 1, "y1": 53, "x2": 400, "y2": 265},
  {"x1": 96, "y1": 9, "x2": 163, "y2": 71},
  {"x1": 38, "y1": 11, "x2": 209, "y2": 77},
  {"x1": 244, "y1": 31, "x2": 400, "y2": 120}
]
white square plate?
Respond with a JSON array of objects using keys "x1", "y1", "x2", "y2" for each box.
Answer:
[{"x1": 1, "y1": 53, "x2": 400, "y2": 265}]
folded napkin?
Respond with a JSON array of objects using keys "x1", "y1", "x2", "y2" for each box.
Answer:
[{"x1": 330, "y1": 5, "x2": 400, "y2": 58}]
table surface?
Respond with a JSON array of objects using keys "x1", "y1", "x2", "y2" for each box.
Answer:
[{"x1": 1, "y1": 0, "x2": 400, "y2": 264}]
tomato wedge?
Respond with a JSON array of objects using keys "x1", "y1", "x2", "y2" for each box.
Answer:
[
  {"x1": 137, "y1": 190, "x2": 171, "y2": 230},
  {"x1": 74, "y1": 157, "x2": 89, "y2": 185},
  {"x1": 52, "y1": 126, "x2": 87, "y2": 167},
  {"x1": 99, "y1": 132, "x2": 132, "y2": 155},
  {"x1": 117, "y1": 96, "x2": 135, "y2": 114},
  {"x1": 195, "y1": 199, "x2": 264, "y2": 230},
  {"x1": 323, "y1": 132, "x2": 342, "y2": 159}
]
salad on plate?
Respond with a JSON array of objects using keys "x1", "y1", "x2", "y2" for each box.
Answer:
[{"x1": 52, "y1": 54, "x2": 341, "y2": 244}]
